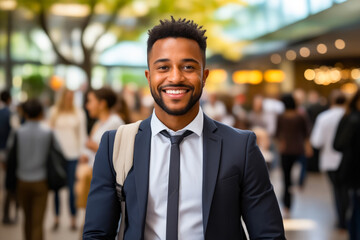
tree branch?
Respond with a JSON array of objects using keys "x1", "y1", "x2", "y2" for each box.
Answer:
[
  {"x1": 39, "y1": 7, "x2": 76, "y2": 66},
  {"x1": 88, "y1": 0, "x2": 126, "y2": 54},
  {"x1": 79, "y1": 0, "x2": 96, "y2": 68}
]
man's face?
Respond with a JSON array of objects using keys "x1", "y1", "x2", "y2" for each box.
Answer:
[{"x1": 145, "y1": 37, "x2": 209, "y2": 116}]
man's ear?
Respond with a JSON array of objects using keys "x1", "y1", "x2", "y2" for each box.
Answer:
[
  {"x1": 202, "y1": 69, "x2": 209, "y2": 87},
  {"x1": 145, "y1": 69, "x2": 150, "y2": 84}
]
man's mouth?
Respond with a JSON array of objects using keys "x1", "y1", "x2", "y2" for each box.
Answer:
[{"x1": 163, "y1": 89, "x2": 188, "y2": 95}]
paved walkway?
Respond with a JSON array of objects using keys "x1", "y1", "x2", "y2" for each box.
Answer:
[{"x1": 0, "y1": 164, "x2": 349, "y2": 240}]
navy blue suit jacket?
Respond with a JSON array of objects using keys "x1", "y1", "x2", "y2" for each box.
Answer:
[{"x1": 83, "y1": 115, "x2": 285, "y2": 239}]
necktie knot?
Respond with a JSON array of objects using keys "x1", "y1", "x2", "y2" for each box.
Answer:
[{"x1": 161, "y1": 130, "x2": 193, "y2": 145}]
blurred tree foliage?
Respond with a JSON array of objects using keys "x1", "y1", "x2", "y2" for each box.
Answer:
[
  {"x1": 7, "y1": 0, "x2": 248, "y2": 89},
  {"x1": 22, "y1": 74, "x2": 46, "y2": 98}
]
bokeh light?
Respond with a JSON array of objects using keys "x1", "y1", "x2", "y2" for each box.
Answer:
[{"x1": 317, "y1": 43, "x2": 327, "y2": 54}]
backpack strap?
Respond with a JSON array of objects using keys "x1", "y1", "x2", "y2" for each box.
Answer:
[
  {"x1": 112, "y1": 120, "x2": 142, "y2": 240},
  {"x1": 112, "y1": 120, "x2": 142, "y2": 185}
]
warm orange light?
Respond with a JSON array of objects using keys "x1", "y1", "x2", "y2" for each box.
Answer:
[
  {"x1": 50, "y1": 76, "x2": 64, "y2": 91},
  {"x1": 232, "y1": 71, "x2": 248, "y2": 84},
  {"x1": 233, "y1": 70, "x2": 263, "y2": 84},
  {"x1": 335, "y1": 39, "x2": 346, "y2": 50},
  {"x1": 317, "y1": 44, "x2": 327, "y2": 54},
  {"x1": 207, "y1": 69, "x2": 227, "y2": 83},
  {"x1": 341, "y1": 83, "x2": 358, "y2": 95},
  {"x1": 286, "y1": 50, "x2": 296, "y2": 61},
  {"x1": 264, "y1": 70, "x2": 285, "y2": 83},
  {"x1": 304, "y1": 69, "x2": 316, "y2": 81},
  {"x1": 351, "y1": 68, "x2": 360, "y2": 79},
  {"x1": 205, "y1": 69, "x2": 227, "y2": 92},
  {"x1": 0, "y1": 0, "x2": 17, "y2": 10},
  {"x1": 270, "y1": 54, "x2": 281, "y2": 64},
  {"x1": 248, "y1": 71, "x2": 263, "y2": 85},
  {"x1": 299, "y1": 47, "x2": 310, "y2": 58},
  {"x1": 51, "y1": 3, "x2": 90, "y2": 17}
]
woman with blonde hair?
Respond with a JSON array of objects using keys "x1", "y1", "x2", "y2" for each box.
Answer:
[{"x1": 48, "y1": 88, "x2": 87, "y2": 230}]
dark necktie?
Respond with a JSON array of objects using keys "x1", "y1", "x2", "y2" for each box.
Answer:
[{"x1": 160, "y1": 130, "x2": 193, "y2": 240}]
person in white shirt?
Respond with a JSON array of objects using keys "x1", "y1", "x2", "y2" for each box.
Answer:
[
  {"x1": 81, "y1": 87, "x2": 124, "y2": 167},
  {"x1": 310, "y1": 90, "x2": 348, "y2": 230},
  {"x1": 202, "y1": 92, "x2": 226, "y2": 122},
  {"x1": 48, "y1": 88, "x2": 87, "y2": 230},
  {"x1": 76, "y1": 87, "x2": 124, "y2": 233}
]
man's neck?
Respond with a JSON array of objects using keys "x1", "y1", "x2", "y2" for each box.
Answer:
[{"x1": 154, "y1": 104, "x2": 200, "y2": 131}]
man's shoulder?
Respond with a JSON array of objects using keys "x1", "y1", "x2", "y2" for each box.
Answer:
[{"x1": 317, "y1": 107, "x2": 344, "y2": 122}]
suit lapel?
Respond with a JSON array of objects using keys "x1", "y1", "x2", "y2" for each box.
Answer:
[
  {"x1": 202, "y1": 115, "x2": 222, "y2": 234},
  {"x1": 133, "y1": 117, "x2": 152, "y2": 233}
]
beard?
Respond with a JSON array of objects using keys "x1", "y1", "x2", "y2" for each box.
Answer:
[{"x1": 150, "y1": 83, "x2": 203, "y2": 116}]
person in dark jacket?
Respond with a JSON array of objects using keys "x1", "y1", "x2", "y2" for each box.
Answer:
[
  {"x1": 334, "y1": 89, "x2": 360, "y2": 240},
  {"x1": 0, "y1": 90, "x2": 19, "y2": 224},
  {"x1": 276, "y1": 94, "x2": 312, "y2": 215}
]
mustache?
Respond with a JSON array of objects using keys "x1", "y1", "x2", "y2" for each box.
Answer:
[{"x1": 158, "y1": 84, "x2": 194, "y2": 91}]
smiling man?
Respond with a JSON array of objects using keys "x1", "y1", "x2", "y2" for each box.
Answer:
[{"x1": 83, "y1": 17, "x2": 285, "y2": 240}]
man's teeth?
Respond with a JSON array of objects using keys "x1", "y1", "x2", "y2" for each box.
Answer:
[{"x1": 165, "y1": 89, "x2": 186, "y2": 94}]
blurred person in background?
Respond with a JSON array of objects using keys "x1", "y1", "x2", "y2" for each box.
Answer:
[
  {"x1": 306, "y1": 90, "x2": 328, "y2": 128},
  {"x1": 311, "y1": 90, "x2": 348, "y2": 231},
  {"x1": 293, "y1": 89, "x2": 313, "y2": 187},
  {"x1": 218, "y1": 94, "x2": 236, "y2": 127},
  {"x1": 293, "y1": 88, "x2": 307, "y2": 115},
  {"x1": 122, "y1": 84, "x2": 150, "y2": 122},
  {"x1": 6, "y1": 99, "x2": 53, "y2": 240},
  {"x1": 1, "y1": 90, "x2": 19, "y2": 224},
  {"x1": 114, "y1": 91, "x2": 131, "y2": 124},
  {"x1": 202, "y1": 92, "x2": 226, "y2": 122},
  {"x1": 232, "y1": 94, "x2": 248, "y2": 129},
  {"x1": 248, "y1": 94, "x2": 267, "y2": 130},
  {"x1": 81, "y1": 87, "x2": 124, "y2": 167},
  {"x1": 48, "y1": 88, "x2": 87, "y2": 231},
  {"x1": 76, "y1": 87, "x2": 124, "y2": 223},
  {"x1": 276, "y1": 94, "x2": 312, "y2": 216},
  {"x1": 261, "y1": 96, "x2": 284, "y2": 137},
  {"x1": 0, "y1": 90, "x2": 12, "y2": 159},
  {"x1": 306, "y1": 90, "x2": 328, "y2": 173},
  {"x1": 334, "y1": 89, "x2": 360, "y2": 240},
  {"x1": 252, "y1": 126, "x2": 274, "y2": 169}
]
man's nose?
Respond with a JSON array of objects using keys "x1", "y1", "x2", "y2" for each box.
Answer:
[{"x1": 168, "y1": 67, "x2": 183, "y2": 83}]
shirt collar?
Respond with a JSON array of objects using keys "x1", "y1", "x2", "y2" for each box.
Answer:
[{"x1": 151, "y1": 107, "x2": 203, "y2": 137}]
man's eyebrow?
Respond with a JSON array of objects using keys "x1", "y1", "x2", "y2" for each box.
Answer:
[
  {"x1": 153, "y1": 58, "x2": 200, "y2": 65},
  {"x1": 182, "y1": 58, "x2": 200, "y2": 65},
  {"x1": 153, "y1": 58, "x2": 170, "y2": 64}
]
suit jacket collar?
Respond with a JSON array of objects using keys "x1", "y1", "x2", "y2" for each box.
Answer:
[
  {"x1": 133, "y1": 115, "x2": 222, "y2": 236},
  {"x1": 133, "y1": 117, "x2": 152, "y2": 236},
  {"x1": 202, "y1": 114, "x2": 222, "y2": 234}
]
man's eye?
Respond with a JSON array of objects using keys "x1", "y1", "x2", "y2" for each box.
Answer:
[
  {"x1": 184, "y1": 65, "x2": 195, "y2": 70},
  {"x1": 158, "y1": 66, "x2": 168, "y2": 70}
]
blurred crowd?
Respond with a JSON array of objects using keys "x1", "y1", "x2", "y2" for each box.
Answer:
[{"x1": 0, "y1": 85, "x2": 360, "y2": 240}]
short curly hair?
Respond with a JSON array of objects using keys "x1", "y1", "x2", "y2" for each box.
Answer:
[{"x1": 147, "y1": 16, "x2": 207, "y2": 64}]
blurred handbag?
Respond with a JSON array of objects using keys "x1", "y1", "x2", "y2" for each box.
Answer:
[{"x1": 47, "y1": 133, "x2": 67, "y2": 191}]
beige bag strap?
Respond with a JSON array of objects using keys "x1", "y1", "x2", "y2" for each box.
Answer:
[
  {"x1": 112, "y1": 120, "x2": 141, "y2": 240},
  {"x1": 112, "y1": 120, "x2": 142, "y2": 186}
]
